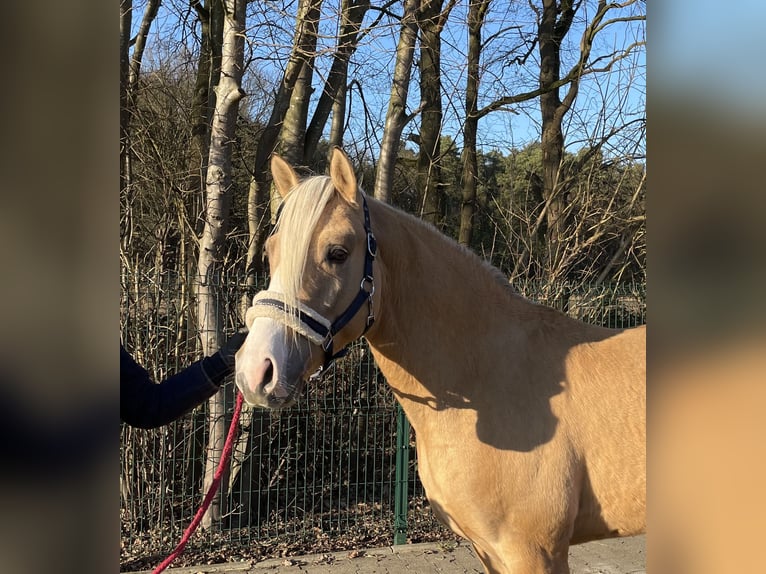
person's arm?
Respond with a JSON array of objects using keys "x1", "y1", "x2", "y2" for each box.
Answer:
[{"x1": 120, "y1": 332, "x2": 245, "y2": 429}]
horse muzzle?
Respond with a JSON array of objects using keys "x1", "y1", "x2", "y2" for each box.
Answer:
[
  {"x1": 234, "y1": 317, "x2": 314, "y2": 409},
  {"x1": 235, "y1": 365, "x2": 305, "y2": 409}
]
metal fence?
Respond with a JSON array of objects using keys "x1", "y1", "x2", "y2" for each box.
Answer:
[{"x1": 119, "y1": 270, "x2": 645, "y2": 570}]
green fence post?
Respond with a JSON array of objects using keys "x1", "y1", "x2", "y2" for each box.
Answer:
[{"x1": 393, "y1": 403, "x2": 411, "y2": 545}]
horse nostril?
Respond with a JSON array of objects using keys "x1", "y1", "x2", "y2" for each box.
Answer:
[{"x1": 263, "y1": 359, "x2": 274, "y2": 387}]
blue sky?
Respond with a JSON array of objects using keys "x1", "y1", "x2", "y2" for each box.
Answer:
[{"x1": 133, "y1": 0, "x2": 645, "y2": 160}]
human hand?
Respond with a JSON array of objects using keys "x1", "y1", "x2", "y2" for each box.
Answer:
[{"x1": 218, "y1": 329, "x2": 248, "y2": 367}]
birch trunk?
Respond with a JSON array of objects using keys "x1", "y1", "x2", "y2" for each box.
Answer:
[
  {"x1": 196, "y1": 0, "x2": 245, "y2": 529},
  {"x1": 188, "y1": 0, "x2": 223, "y2": 347}
]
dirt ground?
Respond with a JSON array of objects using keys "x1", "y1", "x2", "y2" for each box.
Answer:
[{"x1": 131, "y1": 534, "x2": 645, "y2": 574}]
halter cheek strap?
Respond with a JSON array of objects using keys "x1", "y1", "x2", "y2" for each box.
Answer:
[
  {"x1": 320, "y1": 197, "x2": 377, "y2": 349},
  {"x1": 247, "y1": 195, "x2": 377, "y2": 380}
]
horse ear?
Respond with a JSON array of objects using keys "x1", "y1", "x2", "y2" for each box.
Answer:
[
  {"x1": 271, "y1": 154, "x2": 299, "y2": 199},
  {"x1": 330, "y1": 147, "x2": 358, "y2": 206}
]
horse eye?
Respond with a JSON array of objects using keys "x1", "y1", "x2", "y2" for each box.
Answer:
[{"x1": 327, "y1": 246, "x2": 349, "y2": 264}]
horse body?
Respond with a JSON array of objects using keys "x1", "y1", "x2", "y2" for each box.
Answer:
[
  {"x1": 235, "y1": 149, "x2": 646, "y2": 574},
  {"x1": 363, "y1": 199, "x2": 646, "y2": 572}
]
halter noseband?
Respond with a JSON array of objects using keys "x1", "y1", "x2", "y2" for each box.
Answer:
[{"x1": 248, "y1": 195, "x2": 377, "y2": 381}]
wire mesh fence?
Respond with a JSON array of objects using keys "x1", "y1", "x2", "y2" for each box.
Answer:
[{"x1": 119, "y1": 270, "x2": 645, "y2": 570}]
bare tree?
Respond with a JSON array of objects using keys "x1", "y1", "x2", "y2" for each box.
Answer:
[
  {"x1": 305, "y1": 0, "x2": 372, "y2": 162},
  {"x1": 457, "y1": 0, "x2": 490, "y2": 246},
  {"x1": 537, "y1": 0, "x2": 645, "y2": 277},
  {"x1": 128, "y1": 0, "x2": 162, "y2": 91},
  {"x1": 121, "y1": 0, "x2": 162, "y2": 258},
  {"x1": 120, "y1": 0, "x2": 132, "y2": 200},
  {"x1": 416, "y1": 0, "x2": 456, "y2": 227},
  {"x1": 189, "y1": 0, "x2": 224, "y2": 225},
  {"x1": 279, "y1": 0, "x2": 324, "y2": 166},
  {"x1": 195, "y1": 0, "x2": 246, "y2": 528},
  {"x1": 374, "y1": 0, "x2": 420, "y2": 203},
  {"x1": 244, "y1": 0, "x2": 374, "y2": 284},
  {"x1": 245, "y1": 0, "x2": 326, "y2": 284}
]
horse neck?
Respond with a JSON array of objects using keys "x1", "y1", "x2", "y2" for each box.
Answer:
[{"x1": 364, "y1": 200, "x2": 525, "y2": 400}]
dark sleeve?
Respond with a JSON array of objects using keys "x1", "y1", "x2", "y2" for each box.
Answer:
[{"x1": 120, "y1": 345, "x2": 233, "y2": 429}]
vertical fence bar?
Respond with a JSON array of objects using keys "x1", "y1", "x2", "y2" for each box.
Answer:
[{"x1": 393, "y1": 403, "x2": 411, "y2": 545}]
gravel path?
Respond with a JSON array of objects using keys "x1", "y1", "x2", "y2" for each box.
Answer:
[{"x1": 130, "y1": 535, "x2": 645, "y2": 574}]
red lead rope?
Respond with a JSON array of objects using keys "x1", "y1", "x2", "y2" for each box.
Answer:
[{"x1": 152, "y1": 392, "x2": 244, "y2": 574}]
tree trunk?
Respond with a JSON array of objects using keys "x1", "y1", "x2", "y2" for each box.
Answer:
[
  {"x1": 538, "y1": 0, "x2": 620, "y2": 280},
  {"x1": 327, "y1": 80, "x2": 347, "y2": 152},
  {"x1": 417, "y1": 0, "x2": 446, "y2": 227},
  {"x1": 304, "y1": 0, "x2": 370, "y2": 164},
  {"x1": 197, "y1": 0, "x2": 246, "y2": 529},
  {"x1": 280, "y1": 63, "x2": 315, "y2": 167},
  {"x1": 120, "y1": 0, "x2": 133, "y2": 252},
  {"x1": 538, "y1": 0, "x2": 576, "y2": 276},
  {"x1": 374, "y1": 0, "x2": 420, "y2": 203},
  {"x1": 458, "y1": 0, "x2": 489, "y2": 247},
  {"x1": 119, "y1": 0, "x2": 132, "y2": 200},
  {"x1": 189, "y1": 0, "x2": 224, "y2": 297},
  {"x1": 246, "y1": 0, "x2": 323, "y2": 284},
  {"x1": 123, "y1": 0, "x2": 162, "y2": 199},
  {"x1": 127, "y1": 0, "x2": 161, "y2": 91},
  {"x1": 278, "y1": 0, "x2": 323, "y2": 167},
  {"x1": 120, "y1": 0, "x2": 163, "y2": 267},
  {"x1": 190, "y1": 0, "x2": 224, "y2": 221}
]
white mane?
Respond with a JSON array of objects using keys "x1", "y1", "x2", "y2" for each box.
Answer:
[{"x1": 274, "y1": 175, "x2": 336, "y2": 318}]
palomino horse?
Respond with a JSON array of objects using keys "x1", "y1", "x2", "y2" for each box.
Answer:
[{"x1": 235, "y1": 148, "x2": 646, "y2": 574}]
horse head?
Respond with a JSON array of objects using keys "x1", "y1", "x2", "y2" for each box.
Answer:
[{"x1": 235, "y1": 148, "x2": 381, "y2": 408}]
